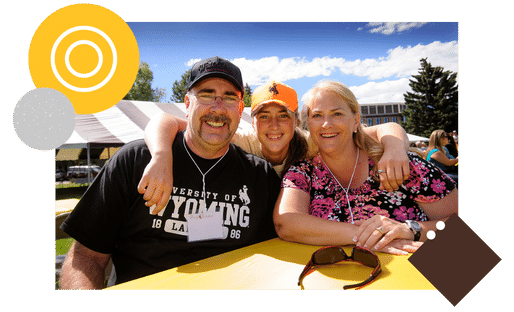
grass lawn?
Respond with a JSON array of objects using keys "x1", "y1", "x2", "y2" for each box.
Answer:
[{"x1": 56, "y1": 238, "x2": 74, "y2": 256}]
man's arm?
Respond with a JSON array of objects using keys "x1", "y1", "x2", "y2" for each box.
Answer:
[
  {"x1": 60, "y1": 240, "x2": 111, "y2": 289},
  {"x1": 363, "y1": 122, "x2": 410, "y2": 191}
]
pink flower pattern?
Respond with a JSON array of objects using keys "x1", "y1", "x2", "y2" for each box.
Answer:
[{"x1": 282, "y1": 152, "x2": 456, "y2": 223}]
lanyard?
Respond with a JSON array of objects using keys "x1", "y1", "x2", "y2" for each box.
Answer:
[
  {"x1": 322, "y1": 148, "x2": 360, "y2": 224},
  {"x1": 183, "y1": 136, "x2": 229, "y2": 204}
]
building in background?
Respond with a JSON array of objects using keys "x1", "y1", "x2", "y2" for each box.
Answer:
[{"x1": 360, "y1": 103, "x2": 407, "y2": 126}]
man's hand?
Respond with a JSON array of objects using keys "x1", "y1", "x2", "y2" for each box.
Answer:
[
  {"x1": 376, "y1": 144, "x2": 410, "y2": 191},
  {"x1": 137, "y1": 154, "x2": 173, "y2": 215}
]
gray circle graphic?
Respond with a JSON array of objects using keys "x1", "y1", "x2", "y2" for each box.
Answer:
[{"x1": 13, "y1": 88, "x2": 76, "y2": 150}]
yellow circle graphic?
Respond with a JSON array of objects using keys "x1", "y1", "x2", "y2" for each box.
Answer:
[{"x1": 29, "y1": 4, "x2": 139, "y2": 114}]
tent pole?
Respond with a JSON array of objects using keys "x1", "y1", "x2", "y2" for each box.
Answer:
[{"x1": 87, "y1": 142, "x2": 91, "y2": 184}]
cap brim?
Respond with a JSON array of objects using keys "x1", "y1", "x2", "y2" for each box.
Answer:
[
  {"x1": 251, "y1": 100, "x2": 295, "y2": 116},
  {"x1": 187, "y1": 72, "x2": 244, "y2": 95}
]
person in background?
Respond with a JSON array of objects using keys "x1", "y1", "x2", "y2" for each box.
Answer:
[
  {"x1": 273, "y1": 81, "x2": 458, "y2": 256},
  {"x1": 140, "y1": 81, "x2": 412, "y2": 214},
  {"x1": 452, "y1": 130, "x2": 458, "y2": 144},
  {"x1": 60, "y1": 56, "x2": 281, "y2": 289},
  {"x1": 426, "y1": 129, "x2": 458, "y2": 183},
  {"x1": 445, "y1": 134, "x2": 459, "y2": 159}
]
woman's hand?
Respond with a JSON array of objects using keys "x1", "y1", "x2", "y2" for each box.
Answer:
[
  {"x1": 374, "y1": 239, "x2": 423, "y2": 255},
  {"x1": 137, "y1": 154, "x2": 173, "y2": 215},
  {"x1": 353, "y1": 215, "x2": 414, "y2": 253},
  {"x1": 376, "y1": 146, "x2": 410, "y2": 191}
]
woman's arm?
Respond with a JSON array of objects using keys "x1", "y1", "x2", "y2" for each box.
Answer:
[
  {"x1": 138, "y1": 112, "x2": 187, "y2": 214},
  {"x1": 431, "y1": 150, "x2": 459, "y2": 167},
  {"x1": 273, "y1": 188, "x2": 419, "y2": 255},
  {"x1": 363, "y1": 123, "x2": 410, "y2": 191},
  {"x1": 273, "y1": 188, "x2": 358, "y2": 246}
]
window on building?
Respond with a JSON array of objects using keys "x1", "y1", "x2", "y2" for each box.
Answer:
[
  {"x1": 377, "y1": 105, "x2": 384, "y2": 114},
  {"x1": 384, "y1": 117, "x2": 389, "y2": 123},
  {"x1": 375, "y1": 118, "x2": 381, "y2": 124},
  {"x1": 367, "y1": 118, "x2": 373, "y2": 126},
  {"x1": 370, "y1": 106, "x2": 376, "y2": 115}
]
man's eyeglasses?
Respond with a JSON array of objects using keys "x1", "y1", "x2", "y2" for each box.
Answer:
[
  {"x1": 194, "y1": 93, "x2": 241, "y2": 107},
  {"x1": 298, "y1": 246, "x2": 381, "y2": 290}
]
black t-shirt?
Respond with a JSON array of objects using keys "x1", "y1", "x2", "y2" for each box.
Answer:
[{"x1": 61, "y1": 131, "x2": 280, "y2": 285}]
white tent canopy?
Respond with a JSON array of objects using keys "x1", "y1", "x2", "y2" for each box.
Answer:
[{"x1": 407, "y1": 133, "x2": 429, "y2": 142}]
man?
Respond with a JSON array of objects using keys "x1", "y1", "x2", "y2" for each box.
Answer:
[{"x1": 60, "y1": 56, "x2": 280, "y2": 289}]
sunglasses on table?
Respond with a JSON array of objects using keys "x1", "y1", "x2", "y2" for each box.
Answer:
[{"x1": 298, "y1": 246, "x2": 382, "y2": 290}]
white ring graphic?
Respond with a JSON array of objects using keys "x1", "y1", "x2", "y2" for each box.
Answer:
[
  {"x1": 65, "y1": 40, "x2": 103, "y2": 78},
  {"x1": 51, "y1": 26, "x2": 117, "y2": 93}
]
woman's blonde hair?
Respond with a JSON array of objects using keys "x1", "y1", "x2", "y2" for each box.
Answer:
[
  {"x1": 427, "y1": 129, "x2": 447, "y2": 156},
  {"x1": 301, "y1": 80, "x2": 384, "y2": 175}
]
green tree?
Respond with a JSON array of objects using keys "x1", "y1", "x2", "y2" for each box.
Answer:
[
  {"x1": 170, "y1": 70, "x2": 191, "y2": 103},
  {"x1": 124, "y1": 62, "x2": 166, "y2": 102},
  {"x1": 401, "y1": 58, "x2": 458, "y2": 138},
  {"x1": 243, "y1": 83, "x2": 252, "y2": 107}
]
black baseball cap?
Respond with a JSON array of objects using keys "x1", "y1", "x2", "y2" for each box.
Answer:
[{"x1": 186, "y1": 56, "x2": 244, "y2": 96}]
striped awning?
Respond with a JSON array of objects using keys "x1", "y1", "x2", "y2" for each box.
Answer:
[
  {"x1": 55, "y1": 148, "x2": 82, "y2": 161},
  {"x1": 58, "y1": 100, "x2": 254, "y2": 149}
]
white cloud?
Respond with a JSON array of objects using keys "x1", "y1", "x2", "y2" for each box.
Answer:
[
  {"x1": 350, "y1": 78, "x2": 411, "y2": 104},
  {"x1": 186, "y1": 58, "x2": 201, "y2": 66},
  {"x1": 342, "y1": 41, "x2": 458, "y2": 80},
  {"x1": 185, "y1": 40, "x2": 457, "y2": 103},
  {"x1": 364, "y1": 22, "x2": 428, "y2": 35},
  {"x1": 230, "y1": 56, "x2": 345, "y2": 85},
  {"x1": 223, "y1": 40, "x2": 458, "y2": 84}
]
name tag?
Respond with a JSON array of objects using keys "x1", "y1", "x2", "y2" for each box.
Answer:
[{"x1": 187, "y1": 211, "x2": 224, "y2": 242}]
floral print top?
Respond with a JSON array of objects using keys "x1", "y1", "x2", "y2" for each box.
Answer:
[{"x1": 281, "y1": 151, "x2": 456, "y2": 223}]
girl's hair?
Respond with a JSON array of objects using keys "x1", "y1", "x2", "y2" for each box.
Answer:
[
  {"x1": 282, "y1": 126, "x2": 309, "y2": 176},
  {"x1": 427, "y1": 130, "x2": 447, "y2": 155},
  {"x1": 301, "y1": 80, "x2": 384, "y2": 176}
]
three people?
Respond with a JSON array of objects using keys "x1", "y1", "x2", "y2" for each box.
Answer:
[
  {"x1": 140, "y1": 82, "x2": 412, "y2": 214},
  {"x1": 273, "y1": 81, "x2": 458, "y2": 255}
]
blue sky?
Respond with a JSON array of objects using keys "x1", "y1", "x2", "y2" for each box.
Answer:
[{"x1": 129, "y1": 22, "x2": 458, "y2": 107}]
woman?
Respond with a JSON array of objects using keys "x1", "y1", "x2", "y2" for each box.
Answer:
[
  {"x1": 426, "y1": 129, "x2": 458, "y2": 185},
  {"x1": 139, "y1": 81, "x2": 411, "y2": 214},
  {"x1": 273, "y1": 81, "x2": 458, "y2": 255}
]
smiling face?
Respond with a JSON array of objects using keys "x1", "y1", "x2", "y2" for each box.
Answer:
[
  {"x1": 185, "y1": 77, "x2": 243, "y2": 158},
  {"x1": 307, "y1": 90, "x2": 360, "y2": 156},
  {"x1": 253, "y1": 103, "x2": 296, "y2": 163}
]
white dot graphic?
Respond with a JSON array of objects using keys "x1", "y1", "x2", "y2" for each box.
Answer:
[{"x1": 50, "y1": 25, "x2": 117, "y2": 93}]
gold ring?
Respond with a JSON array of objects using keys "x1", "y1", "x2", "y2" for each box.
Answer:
[{"x1": 376, "y1": 227, "x2": 386, "y2": 235}]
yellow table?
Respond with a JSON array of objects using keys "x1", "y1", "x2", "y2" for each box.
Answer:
[{"x1": 108, "y1": 238, "x2": 434, "y2": 290}]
